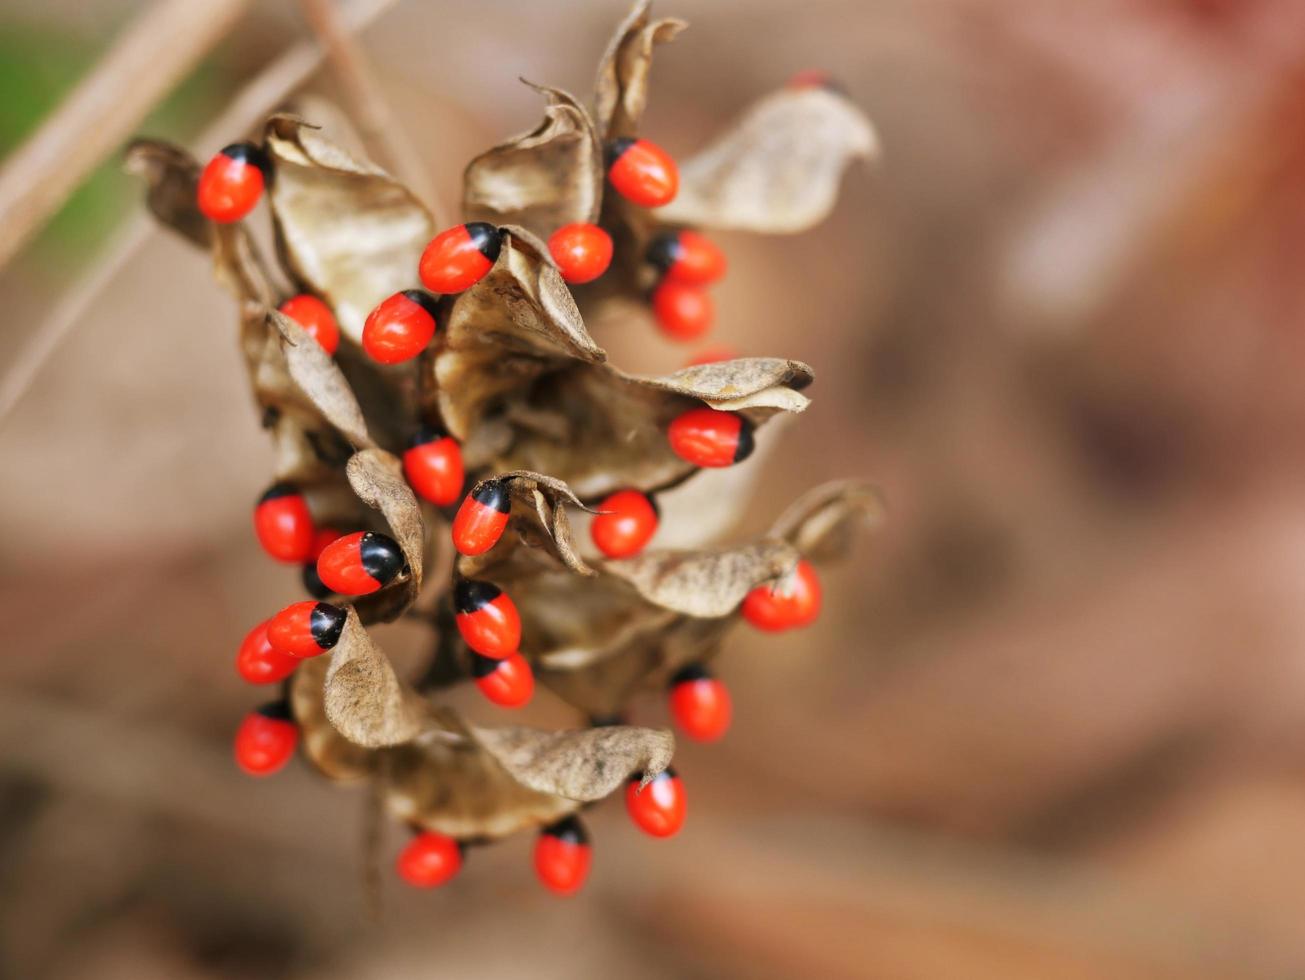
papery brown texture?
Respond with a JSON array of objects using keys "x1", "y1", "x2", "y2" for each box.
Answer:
[
  {"x1": 658, "y1": 85, "x2": 879, "y2": 232},
  {"x1": 593, "y1": 0, "x2": 687, "y2": 140},
  {"x1": 264, "y1": 114, "x2": 434, "y2": 342},
  {"x1": 269, "y1": 309, "x2": 374, "y2": 449},
  {"x1": 471, "y1": 723, "x2": 674, "y2": 798},
  {"x1": 323, "y1": 609, "x2": 427, "y2": 748},
  {"x1": 769, "y1": 478, "x2": 887, "y2": 562},
  {"x1": 123, "y1": 139, "x2": 211, "y2": 249},
  {"x1": 462, "y1": 83, "x2": 604, "y2": 240},
  {"x1": 346, "y1": 448, "x2": 426, "y2": 593}
]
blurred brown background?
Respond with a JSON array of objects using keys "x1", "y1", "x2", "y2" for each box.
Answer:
[{"x1": 4, "y1": 0, "x2": 1305, "y2": 977}]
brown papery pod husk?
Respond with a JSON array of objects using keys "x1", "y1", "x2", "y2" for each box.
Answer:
[
  {"x1": 263, "y1": 113, "x2": 435, "y2": 343},
  {"x1": 269, "y1": 309, "x2": 374, "y2": 448},
  {"x1": 457, "y1": 470, "x2": 596, "y2": 577},
  {"x1": 769, "y1": 478, "x2": 887, "y2": 562},
  {"x1": 434, "y1": 224, "x2": 604, "y2": 437},
  {"x1": 592, "y1": 0, "x2": 686, "y2": 140},
  {"x1": 462, "y1": 83, "x2": 604, "y2": 240},
  {"x1": 657, "y1": 84, "x2": 879, "y2": 233},
  {"x1": 123, "y1": 139, "x2": 211, "y2": 249},
  {"x1": 344, "y1": 449, "x2": 426, "y2": 612},
  {"x1": 323, "y1": 608, "x2": 428, "y2": 748},
  {"x1": 471, "y1": 723, "x2": 673, "y2": 798},
  {"x1": 482, "y1": 357, "x2": 813, "y2": 502},
  {"x1": 291, "y1": 656, "x2": 376, "y2": 782}
]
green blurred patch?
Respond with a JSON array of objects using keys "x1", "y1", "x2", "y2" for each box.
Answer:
[{"x1": 0, "y1": 18, "x2": 226, "y2": 272}]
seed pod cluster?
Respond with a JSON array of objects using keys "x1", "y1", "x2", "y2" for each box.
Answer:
[{"x1": 134, "y1": 0, "x2": 882, "y2": 898}]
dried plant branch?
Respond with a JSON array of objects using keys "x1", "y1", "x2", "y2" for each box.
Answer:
[
  {"x1": 296, "y1": 0, "x2": 443, "y2": 222},
  {"x1": 0, "y1": 0, "x2": 403, "y2": 433},
  {"x1": 0, "y1": 0, "x2": 253, "y2": 271}
]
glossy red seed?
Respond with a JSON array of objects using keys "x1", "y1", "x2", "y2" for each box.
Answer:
[
  {"x1": 665, "y1": 230, "x2": 727, "y2": 285},
  {"x1": 667, "y1": 407, "x2": 752, "y2": 467},
  {"x1": 669, "y1": 672, "x2": 732, "y2": 742},
  {"x1": 474, "y1": 652, "x2": 534, "y2": 708},
  {"x1": 396, "y1": 832, "x2": 463, "y2": 888},
  {"x1": 591, "y1": 490, "x2": 658, "y2": 559},
  {"x1": 452, "y1": 483, "x2": 511, "y2": 556},
  {"x1": 234, "y1": 708, "x2": 298, "y2": 776},
  {"x1": 625, "y1": 771, "x2": 686, "y2": 838},
  {"x1": 741, "y1": 559, "x2": 822, "y2": 632},
  {"x1": 685, "y1": 345, "x2": 739, "y2": 366},
  {"x1": 363, "y1": 291, "x2": 437, "y2": 364},
  {"x1": 197, "y1": 146, "x2": 265, "y2": 223},
  {"x1": 608, "y1": 139, "x2": 679, "y2": 208},
  {"x1": 403, "y1": 431, "x2": 464, "y2": 507},
  {"x1": 278, "y1": 294, "x2": 340, "y2": 355},
  {"x1": 547, "y1": 223, "x2": 613, "y2": 284},
  {"x1": 235, "y1": 619, "x2": 299, "y2": 685},
  {"x1": 652, "y1": 280, "x2": 713, "y2": 341},
  {"x1": 253, "y1": 487, "x2": 316, "y2": 563},
  {"x1": 534, "y1": 826, "x2": 591, "y2": 896},
  {"x1": 419, "y1": 223, "x2": 499, "y2": 293},
  {"x1": 307, "y1": 527, "x2": 343, "y2": 562},
  {"x1": 454, "y1": 583, "x2": 521, "y2": 659},
  {"x1": 267, "y1": 600, "x2": 345, "y2": 658}
]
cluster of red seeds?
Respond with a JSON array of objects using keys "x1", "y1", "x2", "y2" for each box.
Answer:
[{"x1": 204, "y1": 104, "x2": 825, "y2": 897}]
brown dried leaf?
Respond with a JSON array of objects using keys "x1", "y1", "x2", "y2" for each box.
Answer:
[
  {"x1": 269, "y1": 309, "x2": 373, "y2": 448},
  {"x1": 124, "y1": 139, "x2": 210, "y2": 248},
  {"x1": 463, "y1": 83, "x2": 604, "y2": 239},
  {"x1": 485, "y1": 357, "x2": 812, "y2": 501},
  {"x1": 593, "y1": 0, "x2": 687, "y2": 140},
  {"x1": 435, "y1": 225, "x2": 605, "y2": 438},
  {"x1": 602, "y1": 539, "x2": 799, "y2": 618},
  {"x1": 346, "y1": 449, "x2": 425, "y2": 592},
  {"x1": 323, "y1": 609, "x2": 427, "y2": 748},
  {"x1": 471, "y1": 723, "x2": 674, "y2": 799},
  {"x1": 264, "y1": 114, "x2": 434, "y2": 342},
  {"x1": 658, "y1": 85, "x2": 879, "y2": 233},
  {"x1": 769, "y1": 478, "x2": 887, "y2": 562}
]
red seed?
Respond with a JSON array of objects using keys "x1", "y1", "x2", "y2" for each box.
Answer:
[
  {"x1": 197, "y1": 143, "x2": 266, "y2": 223},
  {"x1": 648, "y1": 230, "x2": 727, "y2": 285},
  {"x1": 473, "y1": 652, "x2": 534, "y2": 708},
  {"x1": 741, "y1": 559, "x2": 822, "y2": 632},
  {"x1": 267, "y1": 600, "x2": 347, "y2": 658},
  {"x1": 454, "y1": 580, "x2": 521, "y2": 659},
  {"x1": 253, "y1": 483, "x2": 316, "y2": 563},
  {"x1": 625, "y1": 769, "x2": 686, "y2": 838},
  {"x1": 278, "y1": 294, "x2": 340, "y2": 355},
  {"x1": 547, "y1": 222, "x2": 613, "y2": 284},
  {"x1": 607, "y1": 138, "x2": 679, "y2": 208},
  {"x1": 652, "y1": 280, "x2": 713, "y2": 341},
  {"x1": 362, "y1": 290, "x2": 439, "y2": 364},
  {"x1": 234, "y1": 702, "x2": 298, "y2": 776},
  {"x1": 534, "y1": 817, "x2": 592, "y2": 896},
  {"x1": 452, "y1": 481, "x2": 511, "y2": 556},
  {"x1": 667, "y1": 407, "x2": 754, "y2": 467},
  {"x1": 668, "y1": 665, "x2": 732, "y2": 742},
  {"x1": 315, "y1": 531, "x2": 404, "y2": 596},
  {"x1": 396, "y1": 831, "x2": 463, "y2": 888},
  {"x1": 419, "y1": 223, "x2": 501, "y2": 293},
  {"x1": 590, "y1": 490, "x2": 658, "y2": 559},
  {"x1": 403, "y1": 426, "x2": 464, "y2": 507},
  {"x1": 235, "y1": 619, "x2": 299, "y2": 685}
]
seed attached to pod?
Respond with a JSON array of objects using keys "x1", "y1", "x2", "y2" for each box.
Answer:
[
  {"x1": 235, "y1": 619, "x2": 299, "y2": 685},
  {"x1": 278, "y1": 294, "x2": 340, "y2": 356},
  {"x1": 419, "y1": 222, "x2": 502, "y2": 293},
  {"x1": 668, "y1": 664, "x2": 732, "y2": 742},
  {"x1": 625, "y1": 769, "x2": 687, "y2": 838},
  {"x1": 253, "y1": 483, "x2": 316, "y2": 563},
  {"x1": 454, "y1": 579, "x2": 521, "y2": 659},
  {"x1": 301, "y1": 527, "x2": 343, "y2": 599},
  {"x1": 667, "y1": 407, "x2": 754, "y2": 467},
  {"x1": 197, "y1": 142, "x2": 269, "y2": 223},
  {"x1": 651, "y1": 279, "x2": 713, "y2": 341},
  {"x1": 534, "y1": 816, "x2": 592, "y2": 896},
  {"x1": 647, "y1": 229, "x2": 727, "y2": 285},
  {"x1": 741, "y1": 559, "x2": 822, "y2": 632},
  {"x1": 396, "y1": 831, "x2": 463, "y2": 888},
  {"x1": 590, "y1": 489, "x2": 658, "y2": 559},
  {"x1": 315, "y1": 531, "x2": 404, "y2": 596},
  {"x1": 472, "y1": 651, "x2": 534, "y2": 708},
  {"x1": 403, "y1": 425, "x2": 464, "y2": 507},
  {"x1": 452, "y1": 480, "x2": 511, "y2": 556},
  {"x1": 362, "y1": 289, "x2": 440, "y2": 364},
  {"x1": 267, "y1": 600, "x2": 347, "y2": 658},
  {"x1": 234, "y1": 701, "x2": 298, "y2": 776},
  {"x1": 606, "y1": 138, "x2": 679, "y2": 208},
  {"x1": 547, "y1": 222, "x2": 613, "y2": 284}
]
